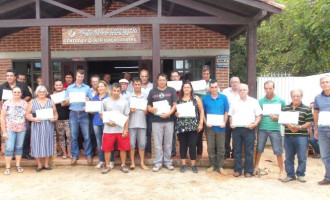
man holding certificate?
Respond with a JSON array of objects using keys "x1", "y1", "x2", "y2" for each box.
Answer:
[
  {"x1": 313, "y1": 75, "x2": 330, "y2": 185},
  {"x1": 281, "y1": 89, "x2": 313, "y2": 183},
  {"x1": 64, "y1": 69, "x2": 93, "y2": 166},
  {"x1": 202, "y1": 80, "x2": 229, "y2": 174},
  {"x1": 147, "y1": 73, "x2": 177, "y2": 172},
  {"x1": 100, "y1": 83, "x2": 130, "y2": 174},
  {"x1": 254, "y1": 80, "x2": 286, "y2": 179},
  {"x1": 229, "y1": 84, "x2": 262, "y2": 178},
  {"x1": 128, "y1": 77, "x2": 149, "y2": 170}
]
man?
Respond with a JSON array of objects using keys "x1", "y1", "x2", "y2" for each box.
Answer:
[
  {"x1": 65, "y1": 69, "x2": 93, "y2": 165},
  {"x1": 229, "y1": 84, "x2": 262, "y2": 177},
  {"x1": 119, "y1": 78, "x2": 131, "y2": 101},
  {"x1": 169, "y1": 70, "x2": 181, "y2": 157},
  {"x1": 202, "y1": 80, "x2": 229, "y2": 174},
  {"x1": 124, "y1": 72, "x2": 134, "y2": 93},
  {"x1": 16, "y1": 73, "x2": 34, "y2": 160},
  {"x1": 281, "y1": 89, "x2": 313, "y2": 183},
  {"x1": 36, "y1": 76, "x2": 43, "y2": 86},
  {"x1": 128, "y1": 77, "x2": 149, "y2": 170},
  {"x1": 100, "y1": 83, "x2": 130, "y2": 174},
  {"x1": 89, "y1": 75, "x2": 99, "y2": 154},
  {"x1": 63, "y1": 72, "x2": 74, "y2": 89},
  {"x1": 103, "y1": 73, "x2": 112, "y2": 90},
  {"x1": 254, "y1": 80, "x2": 286, "y2": 179},
  {"x1": 90, "y1": 75, "x2": 100, "y2": 97},
  {"x1": 139, "y1": 69, "x2": 154, "y2": 158},
  {"x1": 313, "y1": 75, "x2": 330, "y2": 185},
  {"x1": 222, "y1": 77, "x2": 240, "y2": 159},
  {"x1": 147, "y1": 73, "x2": 177, "y2": 172}
]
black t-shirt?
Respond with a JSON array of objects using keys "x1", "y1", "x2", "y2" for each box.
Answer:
[
  {"x1": 56, "y1": 103, "x2": 70, "y2": 120},
  {"x1": 0, "y1": 81, "x2": 32, "y2": 101},
  {"x1": 147, "y1": 86, "x2": 178, "y2": 122}
]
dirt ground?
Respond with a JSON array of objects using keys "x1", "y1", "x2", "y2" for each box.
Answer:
[{"x1": 0, "y1": 148, "x2": 329, "y2": 200}]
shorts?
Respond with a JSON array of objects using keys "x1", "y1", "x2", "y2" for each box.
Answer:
[
  {"x1": 257, "y1": 129, "x2": 283, "y2": 155},
  {"x1": 129, "y1": 128, "x2": 147, "y2": 149},
  {"x1": 102, "y1": 133, "x2": 130, "y2": 152}
]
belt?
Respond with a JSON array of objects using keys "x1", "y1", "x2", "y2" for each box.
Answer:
[{"x1": 70, "y1": 110, "x2": 85, "y2": 114}]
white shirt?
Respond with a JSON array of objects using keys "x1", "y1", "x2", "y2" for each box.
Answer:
[
  {"x1": 127, "y1": 81, "x2": 134, "y2": 93},
  {"x1": 222, "y1": 87, "x2": 240, "y2": 106},
  {"x1": 141, "y1": 82, "x2": 153, "y2": 96},
  {"x1": 228, "y1": 96, "x2": 262, "y2": 124},
  {"x1": 120, "y1": 90, "x2": 131, "y2": 101}
]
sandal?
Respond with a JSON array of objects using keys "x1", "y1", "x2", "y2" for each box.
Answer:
[
  {"x1": 62, "y1": 155, "x2": 68, "y2": 159},
  {"x1": 16, "y1": 166, "x2": 24, "y2": 173},
  {"x1": 130, "y1": 164, "x2": 135, "y2": 170},
  {"x1": 36, "y1": 167, "x2": 42, "y2": 172},
  {"x1": 42, "y1": 166, "x2": 52, "y2": 170},
  {"x1": 4, "y1": 168, "x2": 10, "y2": 175},
  {"x1": 101, "y1": 166, "x2": 110, "y2": 174}
]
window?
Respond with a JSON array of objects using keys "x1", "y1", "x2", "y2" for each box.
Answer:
[{"x1": 173, "y1": 58, "x2": 215, "y2": 81}]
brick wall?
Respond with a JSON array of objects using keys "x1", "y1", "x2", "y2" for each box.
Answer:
[
  {"x1": 0, "y1": 0, "x2": 229, "y2": 88},
  {"x1": 0, "y1": 59, "x2": 12, "y2": 84}
]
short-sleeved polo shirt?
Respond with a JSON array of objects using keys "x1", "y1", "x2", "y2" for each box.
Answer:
[
  {"x1": 202, "y1": 93, "x2": 229, "y2": 132},
  {"x1": 128, "y1": 92, "x2": 148, "y2": 129},
  {"x1": 228, "y1": 96, "x2": 262, "y2": 125},
  {"x1": 259, "y1": 95, "x2": 286, "y2": 131},
  {"x1": 65, "y1": 82, "x2": 93, "y2": 111},
  {"x1": 314, "y1": 92, "x2": 330, "y2": 132}
]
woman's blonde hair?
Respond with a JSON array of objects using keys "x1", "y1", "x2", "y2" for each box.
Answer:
[
  {"x1": 35, "y1": 85, "x2": 49, "y2": 97},
  {"x1": 97, "y1": 80, "x2": 111, "y2": 97}
]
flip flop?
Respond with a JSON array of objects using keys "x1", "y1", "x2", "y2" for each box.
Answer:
[
  {"x1": 4, "y1": 168, "x2": 10, "y2": 175},
  {"x1": 16, "y1": 166, "x2": 24, "y2": 173}
]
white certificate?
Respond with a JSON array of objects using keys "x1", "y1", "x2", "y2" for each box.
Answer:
[
  {"x1": 50, "y1": 91, "x2": 66, "y2": 104},
  {"x1": 176, "y1": 102, "x2": 196, "y2": 118},
  {"x1": 85, "y1": 101, "x2": 102, "y2": 113},
  {"x1": 167, "y1": 81, "x2": 182, "y2": 92},
  {"x1": 278, "y1": 111, "x2": 299, "y2": 125},
  {"x1": 191, "y1": 80, "x2": 207, "y2": 91},
  {"x1": 130, "y1": 98, "x2": 148, "y2": 110},
  {"x1": 69, "y1": 92, "x2": 86, "y2": 103},
  {"x1": 2, "y1": 89, "x2": 13, "y2": 100},
  {"x1": 232, "y1": 115, "x2": 253, "y2": 127},
  {"x1": 318, "y1": 111, "x2": 330, "y2": 127},
  {"x1": 262, "y1": 104, "x2": 282, "y2": 115},
  {"x1": 153, "y1": 100, "x2": 171, "y2": 115},
  {"x1": 207, "y1": 114, "x2": 224, "y2": 126},
  {"x1": 102, "y1": 110, "x2": 129, "y2": 127},
  {"x1": 36, "y1": 108, "x2": 54, "y2": 120}
]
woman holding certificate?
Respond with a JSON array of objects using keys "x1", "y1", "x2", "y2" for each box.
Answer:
[
  {"x1": 1, "y1": 87, "x2": 27, "y2": 175},
  {"x1": 53, "y1": 80, "x2": 71, "y2": 159},
  {"x1": 175, "y1": 82, "x2": 204, "y2": 173},
  {"x1": 91, "y1": 80, "x2": 111, "y2": 169},
  {"x1": 26, "y1": 86, "x2": 58, "y2": 172}
]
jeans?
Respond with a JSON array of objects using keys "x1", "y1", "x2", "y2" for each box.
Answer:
[
  {"x1": 284, "y1": 135, "x2": 308, "y2": 178},
  {"x1": 129, "y1": 128, "x2": 146, "y2": 149},
  {"x1": 89, "y1": 114, "x2": 97, "y2": 155},
  {"x1": 257, "y1": 130, "x2": 283, "y2": 155},
  {"x1": 4, "y1": 130, "x2": 26, "y2": 157},
  {"x1": 225, "y1": 121, "x2": 233, "y2": 157},
  {"x1": 22, "y1": 121, "x2": 31, "y2": 156},
  {"x1": 146, "y1": 114, "x2": 153, "y2": 154},
  {"x1": 232, "y1": 127, "x2": 255, "y2": 175},
  {"x1": 318, "y1": 131, "x2": 330, "y2": 181},
  {"x1": 152, "y1": 122, "x2": 174, "y2": 167},
  {"x1": 178, "y1": 131, "x2": 198, "y2": 160},
  {"x1": 206, "y1": 128, "x2": 225, "y2": 169},
  {"x1": 172, "y1": 125, "x2": 176, "y2": 156},
  {"x1": 308, "y1": 135, "x2": 320, "y2": 154},
  {"x1": 69, "y1": 112, "x2": 92, "y2": 159},
  {"x1": 93, "y1": 125, "x2": 105, "y2": 162}
]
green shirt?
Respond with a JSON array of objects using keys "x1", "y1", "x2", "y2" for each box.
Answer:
[
  {"x1": 259, "y1": 95, "x2": 286, "y2": 131},
  {"x1": 282, "y1": 103, "x2": 313, "y2": 136}
]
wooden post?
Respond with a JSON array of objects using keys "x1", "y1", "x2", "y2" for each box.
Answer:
[
  {"x1": 247, "y1": 22, "x2": 257, "y2": 98},
  {"x1": 41, "y1": 26, "x2": 52, "y2": 92},
  {"x1": 152, "y1": 23, "x2": 160, "y2": 83}
]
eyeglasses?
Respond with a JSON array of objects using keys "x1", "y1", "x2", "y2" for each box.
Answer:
[{"x1": 13, "y1": 91, "x2": 21, "y2": 93}]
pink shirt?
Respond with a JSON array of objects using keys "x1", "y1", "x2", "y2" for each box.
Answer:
[{"x1": 2, "y1": 99, "x2": 27, "y2": 132}]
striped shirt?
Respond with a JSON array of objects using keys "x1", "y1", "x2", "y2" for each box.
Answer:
[{"x1": 282, "y1": 103, "x2": 313, "y2": 136}]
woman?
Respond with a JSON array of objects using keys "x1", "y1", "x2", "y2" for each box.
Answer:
[
  {"x1": 175, "y1": 82, "x2": 204, "y2": 173},
  {"x1": 92, "y1": 80, "x2": 111, "y2": 169},
  {"x1": 53, "y1": 80, "x2": 72, "y2": 159},
  {"x1": 1, "y1": 87, "x2": 28, "y2": 175},
  {"x1": 26, "y1": 85, "x2": 58, "y2": 172}
]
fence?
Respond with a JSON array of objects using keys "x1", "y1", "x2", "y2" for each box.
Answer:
[{"x1": 257, "y1": 72, "x2": 330, "y2": 105}]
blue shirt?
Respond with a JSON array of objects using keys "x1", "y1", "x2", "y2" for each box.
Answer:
[
  {"x1": 314, "y1": 91, "x2": 330, "y2": 132},
  {"x1": 92, "y1": 94, "x2": 109, "y2": 126},
  {"x1": 65, "y1": 83, "x2": 93, "y2": 111},
  {"x1": 202, "y1": 93, "x2": 229, "y2": 132}
]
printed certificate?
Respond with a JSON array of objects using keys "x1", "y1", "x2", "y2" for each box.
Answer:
[
  {"x1": 85, "y1": 101, "x2": 102, "y2": 113},
  {"x1": 176, "y1": 102, "x2": 196, "y2": 118},
  {"x1": 278, "y1": 111, "x2": 299, "y2": 125},
  {"x1": 318, "y1": 111, "x2": 330, "y2": 127},
  {"x1": 207, "y1": 114, "x2": 224, "y2": 126},
  {"x1": 50, "y1": 91, "x2": 66, "y2": 104},
  {"x1": 2, "y1": 89, "x2": 12, "y2": 100},
  {"x1": 36, "y1": 108, "x2": 54, "y2": 120},
  {"x1": 69, "y1": 92, "x2": 86, "y2": 103},
  {"x1": 191, "y1": 80, "x2": 207, "y2": 91},
  {"x1": 102, "y1": 110, "x2": 129, "y2": 127},
  {"x1": 262, "y1": 104, "x2": 282, "y2": 115},
  {"x1": 130, "y1": 98, "x2": 148, "y2": 110},
  {"x1": 167, "y1": 81, "x2": 182, "y2": 92}
]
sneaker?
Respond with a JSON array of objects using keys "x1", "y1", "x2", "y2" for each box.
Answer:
[
  {"x1": 281, "y1": 176, "x2": 296, "y2": 182},
  {"x1": 101, "y1": 166, "x2": 110, "y2": 174},
  {"x1": 109, "y1": 162, "x2": 114, "y2": 169},
  {"x1": 318, "y1": 179, "x2": 330, "y2": 185},
  {"x1": 165, "y1": 165, "x2": 175, "y2": 171},
  {"x1": 180, "y1": 165, "x2": 187, "y2": 173},
  {"x1": 152, "y1": 165, "x2": 161, "y2": 172},
  {"x1": 297, "y1": 176, "x2": 307, "y2": 183},
  {"x1": 120, "y1": 165, "x2": 129, "y2": 173},
  {"x1": 95, "y1": 162, "x2": 105, "y2": 169},
  {"x1": 206, "y1": 166, "x2": 215, "y2": 173},
  {"x1": 191, "y1": 166, "x2": 198, "y2": 173}
]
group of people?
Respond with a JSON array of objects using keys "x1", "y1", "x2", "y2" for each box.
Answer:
[{"x1": 0, "y1": 67, "x2": 329, "y2": 186}]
